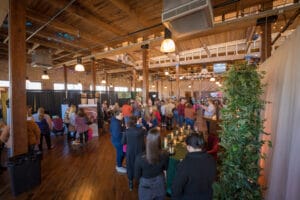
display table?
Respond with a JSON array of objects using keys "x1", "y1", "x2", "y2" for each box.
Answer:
[
  {"x1": 166, "y1": 143, "x2": 187, "y2": 195},
  {"x1": 164, "y1": 129, "x2": 190, "y2": 195}
]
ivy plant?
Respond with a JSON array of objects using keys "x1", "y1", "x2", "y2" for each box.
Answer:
[{"x1": 213, "y1": 63, "x2": 269, "y2": 200}]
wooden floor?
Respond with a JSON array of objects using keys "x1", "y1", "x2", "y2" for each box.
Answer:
[{"x1": 0, "y1": 132, "x2": 157, "y2": 200}]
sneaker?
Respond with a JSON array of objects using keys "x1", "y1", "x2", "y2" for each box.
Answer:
[{"x1": 115, "y1": 166, "x2": 127, "y2": 174}]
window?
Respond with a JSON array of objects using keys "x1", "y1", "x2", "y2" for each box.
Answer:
[
  {"x1": 90, "y1": 85, "x2": 106, "y2": 91},
  {"x1": 68, "y1": 83, "x2": 82, "y2": 90},
  {"x1": 0, "y1": 80, "x2": 9, "y2": 87},
  {"x1": 114, "y1": 86, "x2": 128, "y2": 92},
  {"x1": 136, "y1": 88, "x2": 142, "y2": 92},
  {"x1": 53, "y1": 83, "x2": 65, "y2": 90},
  {"x1": 26, "y1": 82, "x2": 42, "y2": 90}
]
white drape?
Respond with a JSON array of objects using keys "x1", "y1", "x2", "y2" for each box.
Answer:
[{"x1": 259, "y1": 26, "x2": 300, "y2": 200}]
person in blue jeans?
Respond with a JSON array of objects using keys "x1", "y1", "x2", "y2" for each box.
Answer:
[{"x1": 110, "y1": 110, "x2": 126, "y2": 174}]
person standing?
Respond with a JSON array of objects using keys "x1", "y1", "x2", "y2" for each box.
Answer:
[
  {"x1": 135, "y1": 128, "x2": 169, "y2": 200},
  {"x1": 122, "y1": 101, "x2": 133, "y2": 125},
  {"x1": 110, "y1": 110, "x2": 126, "y2": 173},
  {"x1": 172, "y1": 133, "x2": 216, "y2": 200},
  {"x1": 33, "y1": 107, "x2": 53, "y2": 151},
  {"x1": 184, "y1": 103, "x2": 196, "y2": 130},
  {"x1": 177, "y1": 98, "x2": 186, "y2": 127},
  {"x1": 201, "y1": 99, "x2": 216, "y2": 134},
  {"x1": 122, "y1": 116, "x2": 146, "y2": 191},
  {"x1": 26, "y1": 116, "x2": 41, "y2": 153},
  {"x1": 75, "y1": 108, "x2": 89, "y2": 146},
  {"x1": 0, "y1": 120, "x2": 9, "y2": 173}
]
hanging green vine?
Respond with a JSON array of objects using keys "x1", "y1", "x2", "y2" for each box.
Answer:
[{"x1": 213, "y1": 63, "x2": 268, "y2": 200}]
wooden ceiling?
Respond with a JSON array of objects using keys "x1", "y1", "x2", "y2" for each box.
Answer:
[{"x1": 0, "y1": 0, "x2": 300, "y2": 76}]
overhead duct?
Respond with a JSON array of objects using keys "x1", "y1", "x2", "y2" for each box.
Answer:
[
  {"x1": 31, "y1": 49, "x2": 53, "y2": 69},
  {"x1": 162, "y1": 0, "x2": 214, "y2": 38}
]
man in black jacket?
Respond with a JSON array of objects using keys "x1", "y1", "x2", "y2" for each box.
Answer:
[{"x1": 172, "y1": 133, "x2": 216, "y2": 200}]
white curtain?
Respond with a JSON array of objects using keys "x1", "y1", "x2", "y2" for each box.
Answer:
[{"x1": 259, "y1": 26, "x2": 300, "y2": 200}]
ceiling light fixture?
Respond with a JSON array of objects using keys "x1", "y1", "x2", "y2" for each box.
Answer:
[
  {"x1": 26, "y1": 76, "x2": 30, "y2": 84},
  {"x1": 101, "y1": 79, "x2": 106, "y2": 84},
  {"x1": 75, "y1": 57, "x2": 85, "y2": 72},
  {"x1": 110, "y1": 83, "x2": 113, "y2": 88},
  {"x1": 160, "y1": 28, "x2": 176, "y2": 53},
  {"x1": 41, "y1": 71, "x2": 49, "y2": 80},
  {"x1": 210, "y1": 76, "x2": 215, "y2": 82}
]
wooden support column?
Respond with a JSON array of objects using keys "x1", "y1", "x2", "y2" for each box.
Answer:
[
  {"x1": 63, "y1": 65, "x2": 68, "y2": 99},
  {"x1": 176, "y1": 63, "x2": 180, "y2": 99},
  {"x1": 260, "y1": 1, "x2": 273, "y2": 62},
  {"x1": 91, "y1": 58, "x2": 96, "y2": 97},
  {"x1": 160, "y1": 79, "x2": 163, "y2": 99},
  {"x1": 9, "y1": 0, "x2": 27, "y2": 156},
  {"x1": 105, "y1": 72, "x2": 108, "y2": 93},
  {"x1": 260, "y1": 22, "x2": 272, "y2": 62},
  {"x1": 132, "y1": 69, "x2": 137, "y2": 92},
  {"x1": 141, "y1": 44, "x2": 149, "y2": 104},
  {"x1": 191, "y1": 78, "x2": 194, "y2": 98}
]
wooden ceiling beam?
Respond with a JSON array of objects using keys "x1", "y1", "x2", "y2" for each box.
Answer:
[
  {"x1": 27, "y1": 29, "x2": 89, "y2": 49},
  {"x1": 178, "y1": 3, "x2": 300, "y2": 42},
  {"x1": 26, "y1": 9, "x2": 106, "y2": 45},
  {"x1": 47, "y1": 0, "x2": 125, "y2": 36},
  {"x1": 108, "y1": 0, "x2": 149, "y2": 27},
  {"x1": 54, "y1": 36, "x2": 163, "y2": 68},
  {"x1": 27, "y1": 43, "x2": 40, "y2": 54},
  {"x1": 0, "y1": 0, "x2": 8, "y2": 27},
  {"x1": 28, "y1": 37, "x2": 77, "y2": 53}
]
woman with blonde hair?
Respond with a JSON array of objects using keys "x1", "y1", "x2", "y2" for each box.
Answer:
[{"x1": 135, "y1": 128, "x2": 169, "y2": 200}]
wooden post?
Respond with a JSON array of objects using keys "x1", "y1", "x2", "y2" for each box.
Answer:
[
  {"x1": 91, "y1": 58, "x2": 96, "y2": 97},
  {"x1": 133, "y1": 69, "x2": 136, "y2": 92},
  {"x1": 63, "y1": 65, "x2": 68, "y2": 99},
  {"x1": 260, "y1": 22, "x2": 272, "y2": 62},
  {"x1": 160, "y1": 79, "x2": 163, "y2": 99},
  {"x1": 176, "y1": 63, "x2": 180, "y2": 99},
  {"x1": 9, "y1": 0, "x2": 27, "y2": 156},
  {"x1": 105, "y1": 72, "x2": 108, "y2": 93},
  {"x1": 260, "y1": 1, "x2": 272, "y2": 62},
  {"x1": 141, "y1": 44, "x2": 149, "y2": 104}
]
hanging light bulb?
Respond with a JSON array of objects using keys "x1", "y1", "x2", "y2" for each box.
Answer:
[
  {"x1": 101, "y1": 79, "x2": 106, "y2": 84},
  {"x1": 41, "y1": 71, "x2": 49, "y2": 80},
  {"x1": 160, "y1": 28, "x2": 176, "y2": 53},
  {"x1": 75, "y1": 57, "x2": 85, "y2": 72},
  {"x1": 110, "y1": 83, "x2": 113, "y2": 88},
  {"x1": 26, "y1": 76, "x2": 30, "y2": 84},
  {"x1": 210, "y1": 75, "x2": 215, "y2": 82}
]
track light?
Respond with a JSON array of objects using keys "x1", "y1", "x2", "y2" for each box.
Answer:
[
  {"x1": 160, "y1": 28, "x2": 175, "y2": 53},
  {"x1": 75, "y1": 57, "x2": 85, "y2": 72}
]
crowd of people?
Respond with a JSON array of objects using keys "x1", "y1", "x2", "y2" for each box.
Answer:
[
  {"x1": 0, "y1": 96, "x2": 222, "y2": 199},
  {"x1": 108, "y1": 96, "x2": 221, "y2": 199}
]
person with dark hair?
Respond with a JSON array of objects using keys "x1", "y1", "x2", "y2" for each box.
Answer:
[
  {"x1": 135, "y1": 128, "x2": 169, "y2": 200},
  {"x1": 172, "y1": 133, "x2": 216, "y2": 200},
  {"x1": 122, "y1": 116, "x2": 146, "y2": 191},
  {"x1": 75, "y1": 108, "x2": 89, "y2": 146},
  {"x1": 33, "y1": 107, "x2": 54, "y2": 151},
  {"x1": 110, "y1": 110, "x2": 126, "y2": 174}
]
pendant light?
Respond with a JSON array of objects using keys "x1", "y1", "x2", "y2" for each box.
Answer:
[
  {"x1": 41, "y1": 71, "x2": 49, "y2": 80},
  {"x1": 160, "y1": 28, "x2": 176, "y2": 53},
  {"x1": 75, "y1": 57, "x2": 85, "y2": 72}
]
